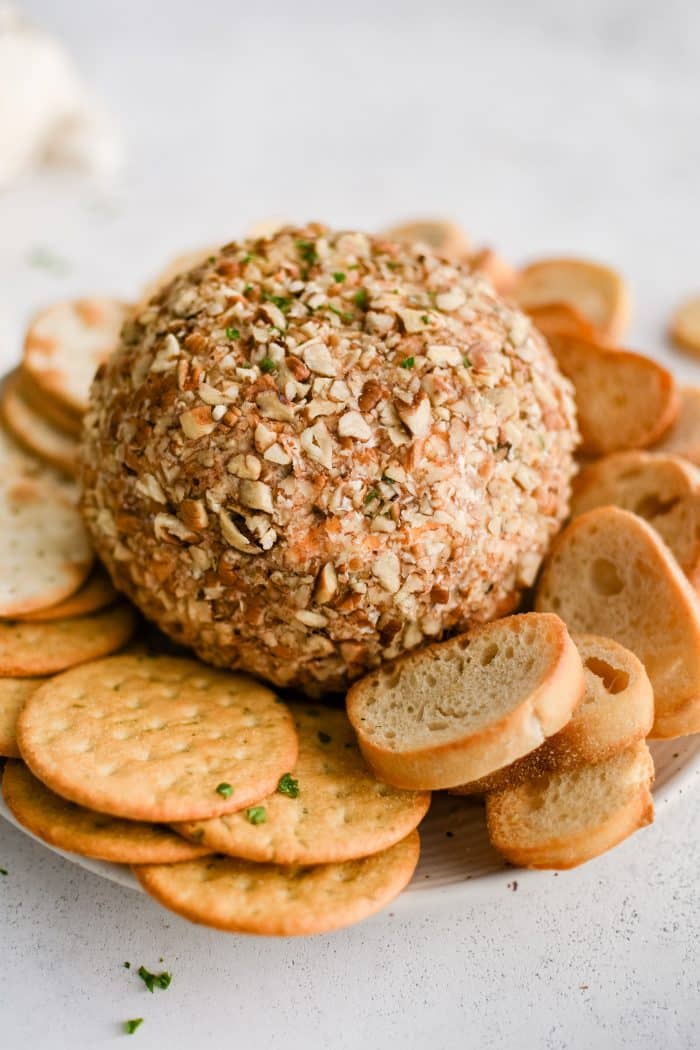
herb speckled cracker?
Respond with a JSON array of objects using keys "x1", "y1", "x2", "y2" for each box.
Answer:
[
  {"x1": 2, "y1": 761, "x2": 211, "y2": 864},
  {"x1": 0, "y1": 678, "x2": 46, "y2": 757},
  {"x1": 135, "y1": 829, "x2": 420, "y2": 936},
  {"x1": 15, "y1": 567, "x2": 117, "y2": 622},
  {"x1": 23, "y1": 298, "x2": 131, "y2": 415},
  {"x1": 0, "y1": 603, "x2": 135, "y2": 676},
  {"x1": 0, "y1": 472, "x2": 93, "y2": 617},
  {"x1": 17, "y1": 653, "x2": 298, "y2": 822},
  {"x1": 176, "y1": 706, "x2": 430, "y2": 864}
]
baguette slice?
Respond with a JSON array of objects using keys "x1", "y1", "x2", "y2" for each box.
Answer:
[
  {"x1": 345, "y1": 613, "x2": 585, "y2": 790},
  {"x1": 452, "y1": 634, "x2": 653, "y2": 795},
  {"x1": 382, "y1": 219, "x2": 470, "y2": 261},
  {"x1": 467, "y1": 248, "x2": 518, "y2": 295},
  {"x1": 653, "y1": 387, "x2": 700, "y2": 466},
  {"x1": 669, "y1": 295, "x2": 700, "y2": 357},
  {"x1": 485, "y1": 741, "x2": 654, "y2": 870},
  {"x1": 546, "y1": 334, "x2": 678, "y2": 455},
  {"x1": 513, "y1": 258, "x2": 630, "y2": 341},
  {"x1": 526, "y1": 302, "x2": 600, "y2": 343},
  {"x1": 571, "y1": 451, "x2": 700, "y2": 587},
  {"x1": 535, "y1": 506, "x2": 700, "y2": 738}
]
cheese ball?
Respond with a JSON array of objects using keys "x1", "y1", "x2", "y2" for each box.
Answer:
[{"x1": 81, "y1": 225, "x2": 578, "y2": 696}]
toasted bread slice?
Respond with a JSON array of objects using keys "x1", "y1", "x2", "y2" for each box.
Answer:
[
  {"x1": 138, "y1": 245, "x2": 218, "y2": 308},
  {"x1": 653, "y1": 387, "x2": 700, "y2": 466},
  {"x1": 345, "y1": 613, "x2": 584, "y2": 790},
  {"x1": 382, "y1": 219, "x2": 470, "y2": 261},
  {"x1": 467, "y1": 248, "x2": 518, "y2": 295},
  {"x1": 514, "y1": 257, "x2": 630, "y2": 341},
  {"x1": 526, "y1": 302, "x2": 600, "y2": 343},
  {"x1": 452, "y1": 634, "x2": 653, "y2": 795},
  {"x1": 571, "y1": 451, "x2": 700, "y2": 587},
  {"x1": 485, "y1": 741, "x2": 654, "y2": 870},
  {"x1": 546, "y1": 333, "x2": 678, "y2": 455},
  {"x1": 535, "y1": 506, "x2": 700, "y2": 738},
  {"x1": 669, "y1": 295, "x2": 700, "y2": 358}
]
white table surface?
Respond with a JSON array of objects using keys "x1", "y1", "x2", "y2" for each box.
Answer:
[{"x1": 1, "y1": 1, "x2": 699, "y2": 1047}]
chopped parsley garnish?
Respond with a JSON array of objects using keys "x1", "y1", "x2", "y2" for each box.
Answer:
[
  {"x1": 207, "y1": 255, "x2": 216, "y2": 263},
  {"x1": 125, "y1": 1019, "x2": 143, "y2": 1035},
  {"x1": 421, "y1": 314, "x2": 430, "y2": 324},
  {"x1": 462, "y1": 355, "x2": 472, "y2": 367},
  {"x1": 332, "y1": 272, "x2": 346, "y2": 283},
  {"x1": 296, "y1": 239, "x2": 317, "y2": 266},
  {"x1": 263, "y1": 292, "x2": 291, "y2": 312},
  {"x1": 318, "y1": 731, "x2": 332, "y2": 744},
  {"x1": 259, "y1": 357, "x2": 277, "y2": 374},
  {"x1": 137, "y1": 966, "x2": 171, "y2": 993},
  {"x1": 225, "y1": 327, "x2": 240, "y2": 340},
  {"x1": 246, "y1": 806, "x2": 267, "y2": 825},
  {"x1": 400, "y1": 356, "x2": 415, "y2": 369},
  {"x1": 353, "y1": 288, "x2": 369, "y2": 310},
  {"x1": 364, "y1": 489, "x2": 380, "y2": 505},
  {"x1": 327, "y1": 304, "x2": 353, "y2": 323},
  {"x1": 243, "y1": 283, "x2": 254, "y2": 295},
  {"x1": 242, "y1": 252, "x2": 254, "y2": 264},
  {"x1": 386, "y1": 261, "x2": 400, "y2": 271},
  {"x1": 216, "y1": 782, "x2": 234, "y2": 798},
  {"x1": 26, "y1": 245, "x2": 70, "y2": 274},
  {"x1": 277, "y1": 773, "x2": 300, "y2": 799}
]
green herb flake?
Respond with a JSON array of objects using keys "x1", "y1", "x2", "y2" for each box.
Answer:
[
  {"x1": 243, "y1": 283, "x2": 254, "y2": 295},
  {"x1": 207, "y1": 255, "x2": 216, "y2": 263},
  {"x1": 216, "y1": 782, "x2": 234, "y2": 798},
  {"x1": 364, "y1": 489, "x2": 380, "y2": 505},
  {"x1": 123, "y1": 961, "x2": 131, "y2": 969},
  {"x1": 0, "y1": 867, "x2": 7, "y2": 876},
  {"x1": 242, "y1": 252, "x2": 254, "y2": 264},
  {"x1": 332, "y1": 272, "x2": 346, "y2": 283},
  {"x1": 353, "y1": 288, "x2": 369, "y2": 310},
  {"x1": 400, "y1": 356, "x2": 415, "y2": 369},
  {"x1": 226, "y1": 327, "x2": 240, "y2": 340},
  {"x1": 246, "y1": 806, "x2": 267, "y2": 825},
  {"x1": 318, "y1": 730, "x2": 332, "y2": 744},
  {"x1": 325, "y1": 304, "x2": 353, "y2": 323},
  {"x1": 462, "y1": 355, "x2": 472, "y2": 368},
  {"x1": 259, "y1": 357, "x2": 277, "y2": 374},
  {"x1": 137, "y1": 966, "x2": 171, "y2": 993},
  {"x1": 125, "y1": 1019, "x2": 143, "y2": 1035},
  {"x1": 421, "y1": 314, "x2": 430, "y2": 324},
  {"x1": 277, "y1": 773, "x2": 300, "y2": 799},
  {"x1": 296, "y1": 239, "x2": 317, "y2": 266},
  {"x1": 263, "y1": 292, "x2": 291, "y2": 312}
]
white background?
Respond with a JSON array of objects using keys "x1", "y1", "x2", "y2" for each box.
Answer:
[{"x1": 1, "y1": 2, "x2": 699, "y2": 1047}]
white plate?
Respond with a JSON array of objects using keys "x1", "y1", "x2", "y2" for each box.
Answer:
[{"x1": 2, "y1": 736, "x2": 699, "y2": 909}]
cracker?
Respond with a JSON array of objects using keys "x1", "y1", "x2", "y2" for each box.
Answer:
[
  {"x1": 16, "y1": 653, "x2": 298, "y2": 822},
  {"x1": 23, "y1": 298, "x2": 130, "y2": 415},
  {"x1": 15, "y1": 567, "x2": 117, "y2": 622},
  {"x1": 138, "y1": 247, "x2": 218, "y2": 308},
  {"x1": 669, "y1": 295, "x2": 700, "y2": 357},
  {"x1": 2, "y1": 761, "x2": 211, "y2": 864},
  {"x1": 17, "y1": 369, "x2": 82, "y2": 437},
  {"x1": 135, "y1": 830, "x2": 420, "y2": 936},
  {"x1": 0, "y1": 678, "x2": 46, "y2": 757},
  {"x1": 175, "y1": 706, "x2": 431, "y2": 864},
  {"x1": 0, "y1": 471, "x2": 93, "y2": 617},
  {"x1": 653, "y1": 387, "x2": 700, "y2": 466},
  {"x1": 1, "y1": 374, "x2": 79, "y2": 476},
  {"x1": 0, "y1": 603, "x2": 135, "y2": 676}
]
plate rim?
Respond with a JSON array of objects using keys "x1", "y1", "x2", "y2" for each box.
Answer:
[{"x1": 2, "y1": 735, "x2": 699, "y2": 914}]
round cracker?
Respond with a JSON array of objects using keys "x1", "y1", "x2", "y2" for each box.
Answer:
[
  {"x1": 0, "y1": 472, "x2": 93, "y2": 617},
  {"x1": 2, "y1": 760, "x2": 211, "y2": 864},
  {"x1": 175, "y1": 706, "x2": 430, "y2": 864},
  {"x1": 23, "y1": 298, "x2": 130, "y2": 415},
  {"x1": 135, "y1": 830, "x2": 420, "y2": 936},
  {"x1": 1, "y1": 375, "x2": 79, "y2": 476},
  {"x1": 16, "y1": 653, "x2": 298, "y2": 823},
  {"x1": 138, "y1": 247, "x2": 219, "y2": 309},
  {"x1": 15, "y1": 567, "x2": 117, "y2": 622},
  {"x1": 18, "y1": 371, "x2": 82, "y2": 437},
  {"x1": 0, "y1": 603, "x2": 135, "y2": 676},
  {"x1": 0, "y1": 678, "x2": 46, "y2": 757}
]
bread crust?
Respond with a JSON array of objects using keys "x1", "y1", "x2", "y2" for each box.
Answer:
[{"x1": 346, "y1": 614, "x2": 585, "y2": 790}]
